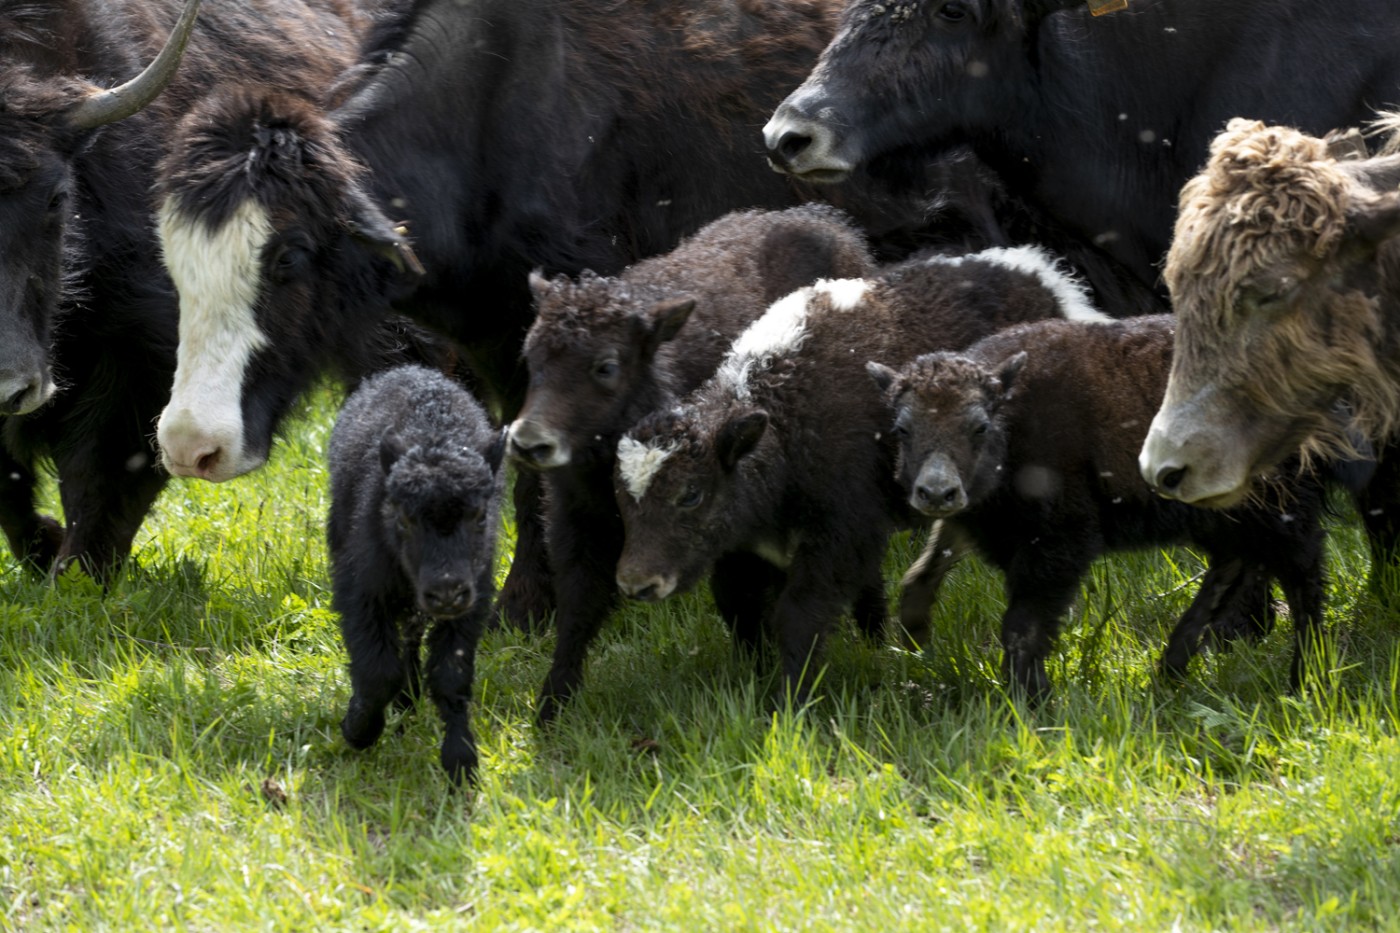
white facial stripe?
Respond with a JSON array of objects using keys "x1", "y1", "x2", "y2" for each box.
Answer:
[
  {"x1": 157, "y1": 198, "x2": 274, "y2": 478},
  {"x1": 617, "y1": 435, "x2": 677, "y2": 501},
  {"x1": 924, "y1": 246, "x2": 1112, "y2": 322}
]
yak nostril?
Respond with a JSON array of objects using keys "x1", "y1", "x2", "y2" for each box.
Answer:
[
  {"x1": 628, "y1": 583, "x2": 657, "y2": 602},
  {"x1": 510, "y1": 437, "x2": 556, "y2": 464},
  {"x1": 774, "y1": 130, "x2": 813, "y2": 163},
  {"x1": 195, "y1": 448, "x2": 222, "y2": 476},
  {"x1": 1156, "y1": 465, "x2": 1187, "y2": 492},
  {"x1": 941, "y1": 487, "x2": 961, "y2": 505},
  {"x1": 4, "y1": 383, "x2": 34, "y2": 414}
]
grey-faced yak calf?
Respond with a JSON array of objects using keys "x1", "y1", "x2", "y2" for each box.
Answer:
[
  {"x1": 508, "y1": 204, "x2": 875, "y2": 724},
  {"x1": 328, "y1": 365, "x2": 505, "y2": 783},
  {"x1": 613, "y1": 246, "x2": 1112, "y2": 706},
  {"x1": 1139, "y1": 116, "x2": 1400, "y2": 573},
  {"x1": 874, "y1": 316, "x2": 1330, "y2": 699}
]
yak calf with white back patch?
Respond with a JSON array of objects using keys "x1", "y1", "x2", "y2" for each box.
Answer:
[
  {"x1": 511, "y1": 205, "x2": 874, "y2": 724},
  {"x1": 613, "y1": 246, "x2": 1111, "y2": 706},
  {"x1": 328, "y1": 364, "x2": 504, "y2": 783},
  {"x1": 871, "y1": 316, "x2": 1330, "y2": 700}
]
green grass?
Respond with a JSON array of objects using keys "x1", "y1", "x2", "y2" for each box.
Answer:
[{"x1": 3, "y1": 389, "x2": 1400, "y2": 929}]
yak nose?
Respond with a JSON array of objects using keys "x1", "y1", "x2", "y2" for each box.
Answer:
[
  {"x1": 617, "y1": 570, "x2": 675, "y2": 602},
  {"x1": 0, "y1": 372, "x2": 50, "y2": 416},
  {"x1": 767, "y1": 128, "x2": 815, "y2": 171},
  {"x1": 421, "y1": 577, "x2": 474, "y2": 617},
  {"x1": 914, "y1": 480, "x2": 965, "y2": 512},
  {"x1": 507, "y1": 419, "x2": 568, "y2": 469}
]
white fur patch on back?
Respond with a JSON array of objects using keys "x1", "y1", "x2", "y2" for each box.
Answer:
[
  {"x1": 617, "y1": 435, "x2": 677, "y2": 501},
  {"x1": 711, "y1": 277, "x2": 870, "y2": 401},
  {"x1": 924, "y1": 245, "x2": 1112, "y2": 322},
  {"x1": 814, "y1": 277, "x2": 869, "y2": 311},
  {"x1": 156, "y1": 197, "x2": 274, "y2": 479}
]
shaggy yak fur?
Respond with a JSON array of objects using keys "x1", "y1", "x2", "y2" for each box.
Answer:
[
  {"x1": 608, "y1": 246, "x2": 1113, "y2": 709},
  {"x1": 1141, "y1": 117, "x2": 1400, "y2": 563},
  {"x1": 0, "y1": 0, "x2": 378, "y2": 578},
  {"x1": 874, "y1": 316, "x2": 1330, "y2": 699},
  {"x1": 328, "y1": 364, "x2": 505, "y2": 783},
  {"x1": 515, "y1": 205, "x2": 876, "y2": 725}
]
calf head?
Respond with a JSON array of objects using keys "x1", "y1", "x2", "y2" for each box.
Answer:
[
  {"x1": 155, "y1": 89, "x2": 421, "y2": 482},
  {"x1": 869, "y1": 351, "x2": 1024, "y2": 518},
  {"x1": 379, "y1": 431, "x2": 505, "y2": 619},
  {"x1": 1141, "y1": 119, "x2": 1400, "y2": 507},
  {"x1": 0, "y1": 0, "x2": 202, "y2": 416},
  {"x1": 613, "y1": 405, "x2": 770, "y2": 601},
  {"x1": 507, "y1": 271, "x2": 696, "y2": 469},
  {"x1": 764, "y1": 0, "x2": 1082, "y2": 182}
]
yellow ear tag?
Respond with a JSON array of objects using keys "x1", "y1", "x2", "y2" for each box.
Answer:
[{"x1": 1087, "y1": 0, "x2": 1128, "y2": 15}]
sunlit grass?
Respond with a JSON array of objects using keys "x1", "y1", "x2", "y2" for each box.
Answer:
[{"x1": 2, "y1": 388, "x2": 1399, "y2": 929}]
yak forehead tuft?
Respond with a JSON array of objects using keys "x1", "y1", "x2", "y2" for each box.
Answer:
[
  {"x1": 1167, "y1": 120, "x2": 1350, "y2": 321},
  {"x1": 922, "y1": 246, "x2": 1110, "y2": 322},
  {"x1": 813, "y1": 276, "x2": 870, "y2": 311},
  {"x1": 525, "y1": 270, "x2": 668, "y2": 353},
  {"x1": 617, "y1": 435, "x2": 678, "y2": 501}
]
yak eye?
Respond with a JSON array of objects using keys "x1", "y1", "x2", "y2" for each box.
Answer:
[
  {"x1": 972, "y1": 420, "x2": 990, "y2": 436},
  {"x1": 46, "y1": 187, "x2": 67, "y2": 214},
  {"x1": 891, "y1": 413, "x2": 911, "y2": 439},
  {"x1": 268, "y1": 238, "x2": 314, "y2": 283},
  {"x1": 677, "y1": 487, "x2": 704, "y2": 509},
  {"x1": 937, "y1": 1, "x2": 969, "y2": 22},
  {"x1": 593, "y1": 359, "x2": 621, "y2": 382}
]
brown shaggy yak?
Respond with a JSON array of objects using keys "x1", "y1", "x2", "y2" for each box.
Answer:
[{"x1": 1139, "y1": 116, "x2": 1400, "y2": 567}]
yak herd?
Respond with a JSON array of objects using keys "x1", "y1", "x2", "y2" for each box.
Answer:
[{"x1": 4, "y1": 0, "x2": 1400, "y2": 781}]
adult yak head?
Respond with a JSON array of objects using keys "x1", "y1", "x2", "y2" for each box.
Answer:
[
  {"x1": 1139, "y1": 118, "x2": 1400, "y2": 507},
  {"x1": 0, "y1": 0, "x2": 201, "y2": 416},
  {"x1": 763, "y1": 0, "x2": 1088, "y2": 184},
  {"x1": 154, "y1": 89, "x2": 420, "y2": 482}
]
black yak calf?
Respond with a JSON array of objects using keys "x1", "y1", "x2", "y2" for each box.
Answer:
[
  {"x1": 328, "y1": 365, "x2": 505, "y2": 782},
  {"x1": 510, "y1": 204, "x2": 875, "y2": 724},
  {"x1": 869, "y1": 316, "x2": 1329, "y2": 699},
  {"x1": 611, "y1": 246, "x2": 1113, "y2": 708}
]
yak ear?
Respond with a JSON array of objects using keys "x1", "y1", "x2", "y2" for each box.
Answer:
[
  {"x1": 345, "y1": 183, "x2": 425, "y2": 277},
  {"x1": 716, "y1": 410, "x2": 768, "y2": 471},
  {"x1": 379, "y1": 429, "x2": 409, "y2": 474},
  {"x1": 995, "y1": 352, "x2": 1028, "y2": 399},
  {"x1": 485, "y1": 426, "x2": 509, "y2": 475},
  {"x1": 866, "y1": 361, "x2": 898, "y2": 396},
  {"x1": 527, "y1": 268, "x2": 554, "y2": 301},
  {"x1": 649, "y1": 297, "x2": 697, "y2": 346},
  {"x1": 1343, "y1": 189, "x2": 1400, "y2": 257}
]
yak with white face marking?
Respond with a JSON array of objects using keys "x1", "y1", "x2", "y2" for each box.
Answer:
[
  {"x1": 610, "y1": 247, "x2": 1112, "y2": 707},
  {"x1": 512, "y1": 205, "x2": 875, "y2": 724},
  {"x1": 329, "y1": 364, "x2": 504, "y2": 784},
  {"x1": 1141, "y1": 118, "x2": 1400, "y2": 513},
  {"x1": 0, "y1": 0, "x2": 379, "y2": 577},
  {"x1": 874, "y1": 316, "x2": 1330, "y2": 698},
  {"x1": 764, "y1": 0, "x2": 1400, "y2": 295},
  {"x1": 148, "y1": 0, "x2": 1152, "y2": 628}
]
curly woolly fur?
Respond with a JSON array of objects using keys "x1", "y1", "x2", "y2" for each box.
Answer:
[
  {"x1": 882, "y1": 317, "x2": 1330, "y2": 697},
  {"x1": 612, "y1": 247, "x2": 1110, "y2": 705},
  {"x1": 515, "y1": 205, "x2": 875, "y2": 726},
  {"x1": 328, "y1": 364, "x2": 504, "y2": 783},
  {"x1": 1165, "y1": 118, "x2": 1400, "y2": 461}
]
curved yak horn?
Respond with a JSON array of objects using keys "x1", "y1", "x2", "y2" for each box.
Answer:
[{"x1": 64, "y1": 0, "x2": 204, "y2": 130}]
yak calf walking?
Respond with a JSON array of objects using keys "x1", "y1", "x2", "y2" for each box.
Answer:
[
  {"x1": 871, "y1": 316, "x2": 1330, "y2": 699},
  {"x1": 328, "y1": 365, "x2": 505, "y2": 783}
]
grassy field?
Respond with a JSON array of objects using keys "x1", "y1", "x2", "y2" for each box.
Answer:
[{"x1": 2, "y1": 389, "x2": 1399, "y2": 930}]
